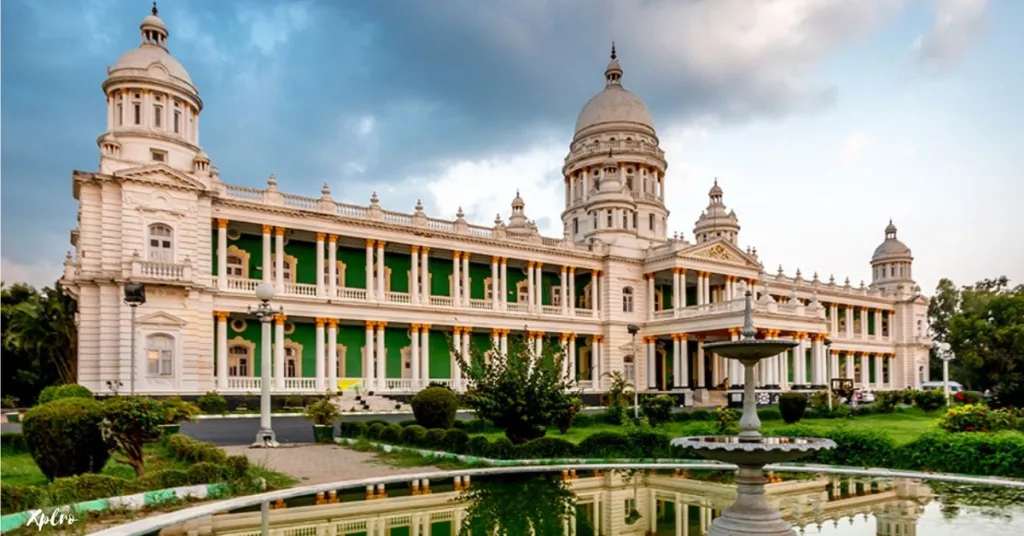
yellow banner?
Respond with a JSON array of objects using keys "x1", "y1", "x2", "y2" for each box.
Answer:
[{"x1": 337, "y1": 379, "x2": 361, "y2": 391}]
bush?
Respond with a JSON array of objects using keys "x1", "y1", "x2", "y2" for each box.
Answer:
[
  {"x1": 411, "y1": 387, "x2": 459, "y2": 430},
  {"x1": 164, "y1": 434, "x2": 227, "y2": 464},
  {"x1": 715, "y1": 407, "x2": 739, "y2": 434},
  {"x1": 380, "y1": 424, "x2": 403, "y2": 444},
  {"x1": 571, "y1": 413, "x2": 598, "y2": 428},
  {"x1": 640, "y1": 395, "x2": 674, "y2": 426},
  {"x1": 953, "y1": 390, "x2": 983, "y2": 405},
  {"x1": 875, "y1": 391, "x2": 903, "y2": 413},
  {"x1": 628, "y1": 430, "x2": 671, "y2": 458},
  {"x1": 196, "y1": 392, "x2": 228, "y2": 414},
  {"x1": 365, "y1": 423, "x2": 386, "y2": 440},
  {"x1": 225, "y1": 455, "x2": 251, "y2": 479},
  {"x1": 487, "y1": 437, "x2": 515, "y2": 459},
  {"x1": 303, "y1": 397, "x2": 341, "y2": 426},
  {"x1": 401, "y1": 424, "x2": 428, "y2": 447},
  {"x1": 1, "y1": 484, "x2": 45, "y2": 514},
  {"x1": 161, "y1": 397, "x2": 200, "y2": 425},
  {"x1": 939, "y1": 404, "x2": 1021, "y2": 433},
  {"x1": 897, "y1": 431, "x2": 1024, "y2": 478},
  {"x1": 398, "y1": 419, "x2": 418, "y2": 428},
  {"x1": 186, "y1": 462, "x2": 227, "y2": 484},
  {"x1": 136, "y1": 468, "x2": 190, "y2": 490},
  {"x1": 442, "y1": 429, "x2": 470, "y2": 454},
  {"x1": 913, "y1": 389, "x2": 947, "y2": 412},
  {"x1": 284, "y1": 395, "x2": 305, "y2": 408},
  {"x1": 48, "y1": 474, "x2": 136, "y2": 506},
  {"x1": 809, "y1": 390, "x2": 837, "y2": 412},
  {"x1": 757, "y1": 407, "x2": 782, "y2": 421},
  {"x1": 423, "y1": 428, "x2": 447, "y2": 449},
  {"x1": 23, "y1": 397, "x2": 110, "y2": 481},
  {"x1": 516, "y1": 437, "x2": 578, "y2": 459},
  {"x1": 101, "y1": 396, "x2": 167, "y2": 476},
  {"x1": 341, "y1": 421, "x2": 368, "y2": 438},
  {"x1": 687, "y1": 409, "x2": 715, "y2": 421},
  {"x1": 466, "y1": 436, "x2": 490, "y2": 456},
  {"x1": 578, "y1": 432, "x2": 634, "y2": 458},
  {"x1": 779, "y1": 392, "x2": 808, "y2": 424},
  {"x1": 454, "y1": 419, "x2": 492, "y2": 434},
  {"x1": 37, "y1": 384, "x2": 93, "y2": 405}
]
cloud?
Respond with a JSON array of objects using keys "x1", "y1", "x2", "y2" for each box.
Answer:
[
  {"x1": 1, "y1": 258, "x2": 63, "y2": 289},
  {"x1": 838, "y1": 133, "x2": 870, "y2": 168},
  {"x1": 913, "y1": 0, "x2": 988, "y2": 65}
]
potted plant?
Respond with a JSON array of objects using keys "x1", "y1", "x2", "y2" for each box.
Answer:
[
  {"x1": 2, "y1": 396, "x2": 20, "y2": 423},
  {"x1": 304, "y1": 396, "x2": 341, "y2": 443},
  {"x1": 160, "y1": 397, "x2": 200, "y2": 436}
]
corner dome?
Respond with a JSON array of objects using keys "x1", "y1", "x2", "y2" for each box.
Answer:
[{"x1": 573, "y1": 45, "x2": 654, "y2": 136}]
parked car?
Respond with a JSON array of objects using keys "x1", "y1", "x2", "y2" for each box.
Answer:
[
  {"x1": 853, "y1": 390, "x2": 876, "y2": 404},
  {"x1": 920, "y1": 381, "x2": 964, "y2": 393}
]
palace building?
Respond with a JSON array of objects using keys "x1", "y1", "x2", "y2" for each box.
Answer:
[{"x1": 61, "y1": 8, "x2": 932, "y2": 402}]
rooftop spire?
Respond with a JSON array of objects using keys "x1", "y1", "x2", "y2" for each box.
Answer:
[
  {"x1": 610, "y1": 41, "x2": 617, "y2": 60},
  {"x1": 152, "y1": 1, "x2": 158, "y2": 16},
  {"x1": 604, "y1": 42, "x2": 623, "y2": 86}
]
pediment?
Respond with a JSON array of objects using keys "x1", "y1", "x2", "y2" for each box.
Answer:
[
  {"x1": 681, "y1": 239, "x2": 761, "y2": 268},
  {"x1": 115, "y1": 164, "x2": 207, "y2": 192},
  {"x1": 137, "y1": 311, "x2": 188, "y2": 328}
]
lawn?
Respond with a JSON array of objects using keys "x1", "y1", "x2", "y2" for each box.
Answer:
[
  {"x1": 0, "y1": 443, "x2": 191, "y2": 487},
  {"x1": 474, "y1": 407, "x2": 944, "y2": 446}
]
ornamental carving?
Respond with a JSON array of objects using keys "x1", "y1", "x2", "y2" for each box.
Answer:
[{"x1": 706, "y1": 244, "x2": 732, "y2": 261}]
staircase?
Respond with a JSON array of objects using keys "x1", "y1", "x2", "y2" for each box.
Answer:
[
  {"x1": 332, "y1": 390, "x2": 411, "y2": 413},
  {"x1": 693, "y1": 390, "x2": 729, "y2": 408}
]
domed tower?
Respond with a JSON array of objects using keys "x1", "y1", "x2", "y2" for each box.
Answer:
[
  {"x1": 98, "y1": 3, "x2": 208, "y2": 178},
  {"x1": 562, "y1": 44, "x2": 668, "y2": 248},
  {"x1": 693, "y1": 179, "x2": 741, "y2": 244},
  {"x1": 870, "y1": 220, "x2": 915, "y2": 292}
]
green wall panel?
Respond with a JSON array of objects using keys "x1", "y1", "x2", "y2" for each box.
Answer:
[
  {"x1": 868, "y1": 313, "x2": 876, "y2": 335},
  {"x1": 430, "y1": 521, "x2": 452, "y2": 536},
  {"x1": 538, "y1": 271, "x2": 560, "y2": 306},
  {"x1": 429, "y1": 257, "x2": 454, "y2": 297},
  {"x1": 804, "y1": 350, "x2": 812, "y2": 384},
  {"x1": 468, "y1": 262, "x2": 492, "y2": 299},
  {"x1": 337, "y1": 246, "x2": 368, "y2": 289},
  {"x1": 219, "y1": 318, "x2": 315, "y2": 378},
  {"x1": 283, "y1": 239, "x2": 317, "y2": 285},
  {"x1": 383, "y1": 326, "x2": 411, "y2": 378},
  {"x1": 227, "y1": 233, "x2": 266, "y2": 280},
  {"x1": 336, "y1": 324, "x2": 367, "y2": 378},
  {"x1": 428, "y1": 331, "x2": 452, "y2": 379},
  {"x1": 210, "y1": 229, "x2": 218, "y2": 274},
  {"x1": 383, "y1": 252, "x2": 412, "y2": 293},
  {"x1": 291, "y1": 322, "x2": 317, "y2": 377},
  {"x1": 389, "y1": 527, "x2": 409, "y2": 536},
  {"x1": 572, "y1": 272, "x2": 587, "y2": 307},
  {"x1": 686, "y1": 286, "x2": 696, "y2": 307},
  {"x1": 869, "y1": 357, "x2": 877, "y2": 383},
  {"x1": 505, "y1": 266, "x2": 527, "y2": 303},
  {"x1": 470, "y1": 332, "x2": 492, "y2": 353}
]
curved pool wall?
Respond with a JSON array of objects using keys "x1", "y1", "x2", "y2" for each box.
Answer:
[{"x1": 91, "y1": 456, "x2": 1024, "y2": 536}]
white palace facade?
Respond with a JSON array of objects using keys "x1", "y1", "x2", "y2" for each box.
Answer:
[{"x1": 61, "y1": 8, "x2": 933, "y2": 400}]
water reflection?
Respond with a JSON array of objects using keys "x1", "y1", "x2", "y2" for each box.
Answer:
[{"x1": 157, "y1": 470, "x2": 1023, "y2": 536}]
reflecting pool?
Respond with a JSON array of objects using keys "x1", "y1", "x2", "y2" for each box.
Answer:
[{"x1": 154, "y1": 470, "x2": 1024, "y2": 536}]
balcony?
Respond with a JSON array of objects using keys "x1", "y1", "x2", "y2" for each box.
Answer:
[{"x1": 131, "y1": 259, "x2": 192, "y2": 282}]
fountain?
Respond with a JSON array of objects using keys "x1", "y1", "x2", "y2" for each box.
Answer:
[{"x1": 672, "y1": 291, "x2": 836, "y2": 536}]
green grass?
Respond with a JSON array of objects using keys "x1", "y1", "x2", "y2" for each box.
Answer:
[
  {"x1": 0, "y1": 443, "x2": 193, "y2": 487},
  {"x1": 474, "y1": 407, "x2": 945, "y2": 446}
]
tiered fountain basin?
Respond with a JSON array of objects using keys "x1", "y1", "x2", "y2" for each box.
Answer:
[{"x1": 671, "y1": 435, "x2": 836, "y2": 466}]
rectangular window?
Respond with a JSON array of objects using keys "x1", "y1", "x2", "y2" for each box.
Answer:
[
  {"x1": 606, "y1": 210, "x2": 613, "y2": 228},
  {"x1": 633, "y1": 212, "x2": 638, "y2": 229},
  {"x1": 649, "y1": 214, "x2": 655, "y2": 230},
  {"x1": 133, "y1": 103, "x2": 141, "y2": 125},
  {"x1": 173, "y1": 111, "x2": 180, "y2": 133},
  {"x1": 151, "y1": 149, "x2": 166, "y2": 162},
  {"x1": 147, "y1": 349, "x2": 173, "y2": 376},
  {"x1": 573, "y1": 217, "x2": 578, "y2": 234},
  {"x1": 154, "y1": 106, "x2": 162, "y2": 128},
  {"x1": 117, "y1": 103, "x2": 123, "y2": 126},
  {"x1": 622, "y1": 211, "x2": 628, "y2": 228}
]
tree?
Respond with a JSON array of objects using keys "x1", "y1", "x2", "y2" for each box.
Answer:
[
  {"x1": 101, "y1": 397, "x2": 166, "y2": 477},
  {"x1": 929, "y1": 277, "x2": 1024, "y2": 406},
  {"x1": 1, "y1": 281, "x2": 78, "y2": 403},
  {"x1": 455, "y1": 332, "x2": 579, "y2": 444},
  {"x1": 457, "y1": 473, "x2": 578, "y2": 536}
]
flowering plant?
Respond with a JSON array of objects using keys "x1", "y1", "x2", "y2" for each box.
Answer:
[{"x1": 938, "y1": 403, "x2": 1020, "y2": 433}]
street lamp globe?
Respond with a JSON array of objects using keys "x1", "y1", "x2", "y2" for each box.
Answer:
[{"x1": 254, "y1": 282, "x2": 275, "y2": 303}]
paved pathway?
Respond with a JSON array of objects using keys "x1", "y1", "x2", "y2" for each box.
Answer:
[{"x1": 223, "y1": 443, "x2": 442, "y2": 486}]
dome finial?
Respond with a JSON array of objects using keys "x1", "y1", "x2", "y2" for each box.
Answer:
[
  {"x1": 604, "y1": 43, "x2": 623, "y2": 86},
  {"x1": 610, "y1": 41, "x2": 617, "y2": 60},
  {"x1": 152, "y1": 1, "x2": 158, "y2": 16}
]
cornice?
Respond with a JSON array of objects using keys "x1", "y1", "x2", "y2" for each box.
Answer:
[{"x1": 102, "y1": 75, "x2": 203, "y2": 110}]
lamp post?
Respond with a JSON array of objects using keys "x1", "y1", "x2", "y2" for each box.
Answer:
[
  {"x1": 250, "y1": 282, "x2": 282, "y2": 448},
  {"x1": 627, "y1": 324, "x2": 640, "y2": 420},
  {"x1": 934, "y1": 342, "x2": 955, "y2": 405},
  {"x1": 123, "y1": 283, "x2": 147, "y2": 396},
  {"x1": 824, "y1": 338, "x2": 833, "y2": 411}
]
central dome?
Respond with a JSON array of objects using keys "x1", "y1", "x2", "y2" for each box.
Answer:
[{"x1": 574, "y1": 46, "x2": 654, "y2": 135}]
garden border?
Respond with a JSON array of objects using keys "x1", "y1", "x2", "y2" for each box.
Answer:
[{"x1": 0, "y1": 482, "x2": 230, "y2": 533}]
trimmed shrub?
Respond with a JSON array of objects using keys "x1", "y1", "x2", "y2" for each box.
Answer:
[
  {"x1": 714, "y1": 407, "x2": 739, "y2": 434},
  {"x1": 688, "y1": 409, "x2": 715, "y2": 421},
  {"x1": 628, "y1": 430, "x2": 671, "y2": 458},
  {"x1": 401, "y1": 424, "x2": 428, "y2": 447},
  {"x1": 779, "y1": 392, "x2": 808, "y2": 424},
  {"x1": 571, "y1": 413, "x2": 597, "y2": 428},
  {"x1": 953, "y1": 390, "x2": 983, "y2": 405},
  {"x1": 164, "y1": 434, "x2": 227, "y2": 464},
  {"x1": 196, "y1": 392, "x2": 228, "y2": 414},
  {"x1": 366, "y1": 423, "x2": 386, "y2": 440},
  {"x1": 875, "y1": 391, "x2": 903, "y2": 413},
  {"x1": 136, "y1": 468, "x2": 190, "y2": 490},
  {"x1": 22, "y1": 397, "x2": 110, "y2": 481},
  {"x1": 423, "y1": 428, "x2": 446, "y2": 449},
  {"x1": 578, "y1": 432, "x2": 634, "y2": 458},
  {"x1": 283, "y1": 395, "x2": 304, "y2": 408},
  {"x1": 48, "y1": 474, "x2": 137, "y2": 506},
  {"x1": 341, "y1": 421, "x2": 368, "y2": 438},
  {"x1": 225, "y1": 455, "x2": 251, "y2": 479},
  {"x1": 757, "y1": 407, "x2": 783, "y2": 421},
  {"x1": 640, "y1": 395, "x2": 674, "y2": 426},
  {"x1": 487, "y1": 437, "x2": 515, "y2": 459},
  {"x1": 773, "y1": 426, "x2": 896, "y2": 468},
  {"x1": 443, "y1": 429, "x2": 470, "y2": 454},
  {"x1": 939, "y1": 404, "x2": 1020, "y2": 433},
  {"x1": 913, "y1": 390, "x2": 947, "y2": 412},
  {"x1": 455, "y1": 419, "x2": 492, "y2": 434},
  {"x1": 516, "y1": 437, "x2": 578, "y2": 459},
  {"x1": 101, "y1": 396, "x2": 167, "y2": 476},
  {"x1": 186, "y1": 462, "x2": 227, "y2": 484},
  {"x1": 380, "y1": 424, "x2": 403, "y2": 444},
  {"x1": 897, "y1": 431, "x2": 1024, "y2": 478},
  {"x1": 0, "y1": 484, "x2": 45, "y2": 514},
  {"x1": 398, "y1": 419, "x2": 418, "y2": 428},
  {"x1": 411, "y1": 387, "x2": 459, "y2": 430},
  {"x1": 37, "y1": 384, "x2": 93, "y2": 405},
  {"x1": 466, "y1": 436, "x2": 490, "y2": 456},
  {"x1": 365, "y1": 419, "x2": 391, "y2": 429}
]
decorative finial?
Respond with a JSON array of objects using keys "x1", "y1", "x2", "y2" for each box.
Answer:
[
  {"x1": 889, "y1": 218, "x2": 893, "y2": 225},
  {"x1": 610, "y1": 41, "x2": 617, "y2": 60},
  {"x1": 829, "y1": 274, "x2": 835, "y2": 284},
  {"x1": 845, "y1": 277, "x2": 851, "y2": 286},
  {"x1": 152, "y1": 2, "x2": 158, "y2": 16},
  {"x1": 415, "y1": 199, "x2": 424, "y2": 212},
  {"x1": 456, "y1": 207, "x2": 465, "y2": 220},
  {"x1": 777, "y1": 265, "x2": 784, "y2": 275},
  {"x1": 320, "y1": 183, "x2": 331, "y2": 196},
  {"x1": 740, "y1": 291, "x2": 756, "y2": 340},
  {"x1": 516, "y1": 189, "x2": 520, "y2": 197},
  {"x1": 714, "y1": 177, "x2": 718, "y2": 186},
  {"x1": 494, "y1": 213, "x2": 502, "y2": 225},
  {"x1": 370, "y1": 191, "x2": 379, "y2": 204},
  {"x1": 267, "y1": 173, "x2": 277, "y2": 188},
  {"x1": 795, "y1": 268, "x2": 802, "y2": 278}
]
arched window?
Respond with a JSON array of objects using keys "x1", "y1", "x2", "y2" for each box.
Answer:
[
  {"x1": 228, "y1": 345, "x2": 250, "y2": 376},
  {"x1": 271, "y1": 254, "x2": 296, "y2": 282},
  {"x1": 226, "y1": 255, "x2": 245, "y2": 278},
  {"x1": 622, "y1": 286, "x2": 634, "y2": 313},
  {"x1": 285, "y1": 347, "x2": 298, "y2": 378},
  {"x1": 336, "y1": 346, "x2": 346, "y2": 378},
  {"x1": 146, "y1": 334, "x2": 174, "y2": 376},
  {"x1": 148, "y1": 224, "x2": 173, "y2": 262}
]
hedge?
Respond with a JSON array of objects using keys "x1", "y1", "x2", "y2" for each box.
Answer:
[{"x1": 337, "y1": 420, "x2": 1024, "y2": 478}]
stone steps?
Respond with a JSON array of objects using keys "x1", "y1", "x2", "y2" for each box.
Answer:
[{"x1": 332, "y1": 391, "x2": 410, "y2": 413}]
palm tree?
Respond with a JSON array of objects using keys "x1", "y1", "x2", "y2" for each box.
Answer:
[{"x1": 2, "y1": 281, "x2": 78, "y2": 400}]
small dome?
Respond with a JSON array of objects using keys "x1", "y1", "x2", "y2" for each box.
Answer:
[
  {"x1": 109, "y1": 44, "x2": 193, "y2": 85},
  {"x1": 872, "y1": 220, "x2": 912, "y2": 261},
  {"x1": 709, "y1": 179, "x2": 723, "y2": 197},
  {"x1": 511, "y1": 190, "x2": 524, "y2": 208},
  {"x1": 574, "y1": 45, "x2": 654, "y2": 135},
  {"x1": 140, "y1": 14, "x2": 167, "y2": 32}
]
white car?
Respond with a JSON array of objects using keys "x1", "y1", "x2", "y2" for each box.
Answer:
[
  {"x1": 853, "y1": 390, "x2": 876, "y2": 404},
  {"x1": 920, "y1": 381, "x2": 964, "y2": 393}
]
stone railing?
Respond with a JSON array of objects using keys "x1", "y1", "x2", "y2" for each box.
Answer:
[{"x1": 131, "y1": 259, "x2": 191, "y2": 281}]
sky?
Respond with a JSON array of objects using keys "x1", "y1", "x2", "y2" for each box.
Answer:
[{"x1": 2, "y1": 0, "x2": 1022, "y2": 295}]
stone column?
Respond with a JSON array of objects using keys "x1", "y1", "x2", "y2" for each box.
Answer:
[
  {"x1": 560, "y1": 334, "x2": 571, "y2": 379},
  {"x1": 569, "y1": 334, "x2": 578, "y2": 381},
  {"x1": 376, "y1": 241, "x2": 387, "y2": 299},
  {"x1": 327, "y1": 319, "x2": 338, "y2": 388},
  {"x1": 491, "y1": 256, "x2": 500, "y2": 309},
  {"x1": 526, "y1": 261, "x2": 536, "y2": 310},
  {"x1": 500, "y1": 329, "x2": 509, "y2": 355},
  {"x1": 261, "y1": 225, "x2": 272, "y2": 283},
  {"x1": 216, "y1": 311, "x2": 228, "y2": 389},
  {"x1": 328, "y1": 235, "x2": 338, "y2": 298},
  {"x1": 591, "y1": 270, "x2": 600, "y2": 312},
  {"x1": 797, "y1": 333, "x2": 808, "y2": 385},
  {"x1": 568, "y1": 267, "x2": 576, "y2": 315},
  {"x1": 831, "y1": 304, "x2": 840, "y2": 334},
  {"x1": 452, "y1": 327, "x2": 464, "y2": 389},
  {"x1": 696, "y1": 338, "x2": 706, "y2": 389},
  {"x1": 420, "y1": 325, "x2": 431, "y2": 386},
  {"x1": 678, "y1": 334, "x2": 690, "y2": 388},
  {"x1": 365, "y1": 239, "x2": 375, "y2": 301},
  {"x1": 830, "y1": 350, "x2": 840, "y2": 383},
  {"x1": 646, "y1": 273, "x2": 655, "y2": 319},
  {"x1": 410, "y1": 325, "x2": 421, "y2": 390},
  {"x1": 874, "y1": 353, "x2": 884, "y2": 389},
  {"x1": 315, "y1": 233, "x2": 325, "y2": 297},
  {"x1": 873, "y1": 309, "x2": 882, "y2": 341},
  {"x1": 420, "y1": 247, "x2": 431, "y2": 304},
  {"x1": 860, "y1": 307, "x2": 869, "y2": 338},
  {"x1": 592, "y1": 335, "x2": 602, "y2": 386},
  {"x1": 462, "y1": 254, "x2": 471, "y2": 305},
  {"x1": 812, "y1": 334, "x2": 824, "y2": 386},
  {"x1": 845, "y1": 351, "x2": 855, "y2": 380},
  {"x1": 274, "y1": 314, "x2": 286, "y2": 389},
  {"x1": 461, "y1": 327, "x2": 472, "y2": 391},
  {"x1": 274, "y1": 227, "x2": 285, "y2": 292},
  {"x1": 560, "y1": 266, "x2": 569, "y2": 315},
  {"x1": 491, "y1": 329, "x2": 501, "y2": 355},
  {"x1": 411, "y1": 246, "x2": 420, "y2": 305},
  {"x1": 216, "y1": 219, "x2": 228, "y2": 289},
  {"x1": 364, "y1": 321, "x2": 374, "y2": 387},
  {"x1": 646, "y1": 337, "x2": 656, "y2": 389},
  {"x1": 696, "y1": 272, "x2": 704, "y2": 305},
  {"x1": 672, "y1": 334, "x2": 681, "y2": 389},
  {"x1": 671, "y1": 268, "x2": 680, "y2": 310},
  {"x1": 535, "y1": 262, "x2": 545, "y2": 309},
  {"x1": 860, "y1": 353, "x2": 870, "y2": 386},
  {"x1": 845, "y1": 306, "x2": 853, "y2": 338},
  {"x1": 535, "y1": 331, "x2": 544, "y2": 357},
  {"x1": 314, "y1": 318, "x2": 326, "y2": 391},
  {"x1": 704, "y1": 272, "x2": 712, "y2": 304},
  {"x1": 375, "y1": 321, "x2": 387, "y2": 391}
]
